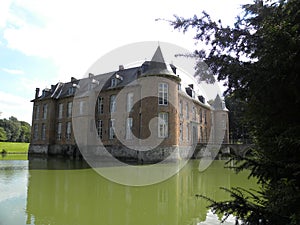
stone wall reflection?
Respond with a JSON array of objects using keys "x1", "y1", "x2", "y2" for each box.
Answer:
[{"x1": 26, "y1": 157, "x2": 256, "y2": 225}]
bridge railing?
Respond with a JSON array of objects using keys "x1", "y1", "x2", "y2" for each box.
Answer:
[
  {"x1": 228, "y1": 139, "x2": 253, "y2": 144},
  {"x1": 196, "y1": 139, "x2": 253, "y2": 145}
]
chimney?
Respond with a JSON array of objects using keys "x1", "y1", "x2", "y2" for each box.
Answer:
[
  {"x1": 35, "y1": 88, "x2": 40, "y2": 99},
  {"x1": 119, "y1": 65, "x2": 124, "y2": 70},
  {"x1": 88, "y1": 73, "x2": 94, "y2": 78}
]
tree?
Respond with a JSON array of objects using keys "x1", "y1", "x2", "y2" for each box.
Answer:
[
  {"x1": 225, "y1": 94, "x2": 250, "y2": 143},
  {"x1": 7, "y1": 116, "x2": 21, "y2": 142},
  {"x1": 0, "y1": 127, "x2": 7, "y2": 141},
  {"x1": 18, "y1": 121, "x2": 31, "y2": 143},
  {"x1": 168, "y1": 0, "x2": 300, "y2": 224},
  {"x1": 0, "y1": 117, "x2": 31, "y2": 142}
]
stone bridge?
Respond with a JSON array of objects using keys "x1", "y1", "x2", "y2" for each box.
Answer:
[{"x1": 193, "y1": 142, "x2": 254, "y2": 158}]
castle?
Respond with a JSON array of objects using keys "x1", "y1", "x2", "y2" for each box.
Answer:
[{"x1": 29, "y1": 46, "x2": 229, "y2": 162}]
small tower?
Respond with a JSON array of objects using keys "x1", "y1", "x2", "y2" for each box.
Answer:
[{"x1": 211, "y1": 94, "x2": 229, "y2": 144}]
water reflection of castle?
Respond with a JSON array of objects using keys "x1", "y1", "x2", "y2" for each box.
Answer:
[{"x1": 25, "y1": 157, "x2": 254, "y2": 225}]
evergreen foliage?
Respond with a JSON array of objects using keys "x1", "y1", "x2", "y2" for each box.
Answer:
[{"x1": 168, "y1": 0, "x2": 300, "y2": 224}]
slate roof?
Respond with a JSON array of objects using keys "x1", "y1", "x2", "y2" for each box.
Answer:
[
  {"x1": 32, "y1": 46, "x2": 218, "y2": 110},
  {"x1": 32, "y1": 66, "x2": 142, "y2": 102},
  {"x1": 32, "y1": 46, "x2": 178, "y2": 102},
  {"x1": 211, "y1": 94, "x2": 228, "y2": 111},
  {"x1": 151, "y1": 46, "x2": 165, "y2": 63},
  {"x1": 141, "y1": 46, "x2": 176, "y2": 77}
]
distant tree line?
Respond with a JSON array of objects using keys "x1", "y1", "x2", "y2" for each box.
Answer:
[{"x1": 0, "y1": 116, "x2": 31, "y2": 143}]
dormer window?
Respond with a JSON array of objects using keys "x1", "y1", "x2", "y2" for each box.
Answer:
[
  {"x1": 186, "y1": 84, "x2": 196, "y2": 99},
  {"x1": 68, "y1": 87, "x2": 75, "y2": 95},
  {"x1": 111, "y1": 78, "x2": 117, "y2": 87},
  {"x1": 111, "y1": 74, "x2": 123, "y2": 87}
]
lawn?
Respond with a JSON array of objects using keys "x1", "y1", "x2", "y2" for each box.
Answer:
[{"x1": 0, "y1": 142, "x2": 29, "y2": 154}]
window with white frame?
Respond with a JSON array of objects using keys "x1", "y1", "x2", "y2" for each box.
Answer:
[
  {"x1": 110, "y1": 95, "x2": 116, "y2": 112},
  {"x1": 97, "y1": 97, "x2": 104, "y2": 114},
  {"x1": 126, "y1": 92, "x2": 134, "y2": 112},
  {"x1": 222, "y1": 114, "x2": 226, "y2": 129},
  {"x1": 79, "y1": 101, "x2": 85, "y2": 115},
  {"x1": 109, "y1": 119, "x2": 115, "y2": 139},
  {"x1": 97, "y1": 120, "x2": 103, "y2": 138},
  {"x1": 33, "y1": 124, "x2": 38, "y2": 140},
  {"x1": 43, "y1": 104, "x2": 48, "y2": 119},
  {"x1": 192, "y1": 105, "x2": 196, "y2": 121},
  {"x1": 57, "y1": 123, "x2": 62, "y2": 140},
  {"x1": 179, "y1": 100, "x2": 183, "y2": 117},
  {"x1": 58, "y1": 103, "x2": 63, "y2": 119},
  {"x1": 67, "y1": 102, "x2": 72, "y2": 117},
  {"x1": 66, "y1": 122, "x2": 72, "y2": 140},
  {"x1": 41, "y1": 124, "x2": 46, "y2": 140},
  {"x1": 158, "y1": 113, "x2": 168, "y2": 138},
  {"x1": 158, "y1": 83, "x2": 168, "y2": 105},
  {"x1": 35, "y1": 105, "x2": 40, "y2": 120},
  {"x1": 186, "y1": 124, "x2": 190, "y2": 141},
  {"x1": 126, "y1": 117, "x2": 133, "y2": 140},
  {"x1": 185, "y1": 103, "x2": 189, "y2": 119}
]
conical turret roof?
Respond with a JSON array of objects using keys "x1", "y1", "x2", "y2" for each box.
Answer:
[
  {"x1": 151, "y1": 46, "x2": 165, "y2": 63},
  {"x1": 141, "y1": 46, "x2": 176, "y2": 76},
  {"x1": 212, "y1": 94, "x2": 228, "y2": 111}
]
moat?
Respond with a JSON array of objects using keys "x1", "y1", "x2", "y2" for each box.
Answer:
[{"x1": 0, "y1": 156, "x2": 257, "y2": 225}]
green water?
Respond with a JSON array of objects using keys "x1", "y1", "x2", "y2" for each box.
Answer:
[{"x1": 0, "y1": 157, "x2": 257, "y2": 225}]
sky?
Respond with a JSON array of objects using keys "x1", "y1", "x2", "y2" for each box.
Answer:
[{"x1": 0, "y1": 0, "x2": 252, "y2": 124}]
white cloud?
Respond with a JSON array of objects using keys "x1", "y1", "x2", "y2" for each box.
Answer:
[
  {"x1": 0, "y1": 0, "x2": 13, "y2": 28},
  {"x1": 2, "y1": 0, "x2": 253, "y2": 83},
  {"x1": 0, "y1": 91, "x2": 32, "y2": 123},
  {"x1": 2, "y1": 68, "x2": 24, "y2": 75},
  {"x1": 0, "y1": 0, "x2": 252, "y2": 125},
  {"x1": 18, "y1": 77, "x2": 54, "y2": 95}
]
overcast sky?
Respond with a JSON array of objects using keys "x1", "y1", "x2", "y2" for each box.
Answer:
[{"x1": 0, "y1": 0, "x2": 252, "y2": 123}]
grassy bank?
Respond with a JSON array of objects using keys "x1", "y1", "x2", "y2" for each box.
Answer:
[{"x1": 0, "y1": 142, "x2": 29, "y2": 154}]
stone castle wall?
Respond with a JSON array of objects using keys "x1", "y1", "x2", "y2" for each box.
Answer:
[{"x1": 28, "y1": 144, "x2": 185, "y2": 163}]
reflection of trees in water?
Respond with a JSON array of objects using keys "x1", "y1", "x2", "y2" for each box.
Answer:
[
  {"x1": 25, "y1": 158, "x2": 257, "y2": 225},
  {"x1": 0, "y1": 160, "x2": 28, "y2": 181}
]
